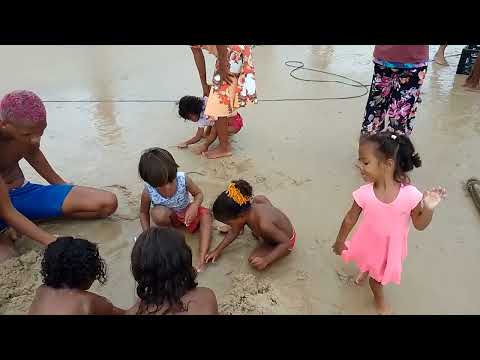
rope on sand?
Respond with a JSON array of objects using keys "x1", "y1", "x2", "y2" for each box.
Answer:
[{"x1": 465, "y1": 178, "x2": 480, "y2": 214}]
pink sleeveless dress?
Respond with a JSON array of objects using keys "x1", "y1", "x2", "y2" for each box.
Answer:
[{"x1": 341, "y1": 183, "x2": 423, "y2": 285}]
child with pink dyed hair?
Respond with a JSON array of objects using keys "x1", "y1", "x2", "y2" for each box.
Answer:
[{"x1": 0, "y1": 90, "x2": 118, "y2": 261}]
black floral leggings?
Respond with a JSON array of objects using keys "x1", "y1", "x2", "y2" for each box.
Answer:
[{"x1": 361, "y1": 63, "x2": 428, "y2": 136}]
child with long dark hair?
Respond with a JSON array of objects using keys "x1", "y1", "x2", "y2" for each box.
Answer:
[{"x1": 128, "y1": 227, "x2": 218, "y2": 315}]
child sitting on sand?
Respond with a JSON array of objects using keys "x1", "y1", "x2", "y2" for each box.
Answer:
[
  {"x1": 332, "y1": 132, "x2": 446, "y2": 314},
  {"x1": 29, "y1": 236, "x2": 125, "y2": 315},
  {"x1": 127, "y1": 227, "x2": 218, "y2": 315},
  {"x1": 205, "y1": 180, "x2": 295, "y2": 271},
  {"x1": 138, "y1": 147, "x2": 212, "y2": 272},
  {"x1": 177, "y1": 95, "x2": 244, "y2": 152}
]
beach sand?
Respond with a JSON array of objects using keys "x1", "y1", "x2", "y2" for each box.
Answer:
[{"x1": 0, "y1": 45, "x2": 479, "y2": 314}]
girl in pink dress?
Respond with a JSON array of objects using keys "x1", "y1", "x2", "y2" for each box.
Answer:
[{"x1": 332, "y1": 132, "x2": 446, "y2": 314}]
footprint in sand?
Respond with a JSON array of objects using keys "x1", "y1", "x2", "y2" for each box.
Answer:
[{"x1": 103, "y1": 184, "x2": 140, "y2": 221}]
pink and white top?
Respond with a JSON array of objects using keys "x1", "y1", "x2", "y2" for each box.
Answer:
[{"x1": 341, "y1": 183, "x2": 423, "y2": 285}]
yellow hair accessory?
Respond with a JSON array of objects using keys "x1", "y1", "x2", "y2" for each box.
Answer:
[{"x1": 226, "y1": 183, "x2": 250, "y2": 206}]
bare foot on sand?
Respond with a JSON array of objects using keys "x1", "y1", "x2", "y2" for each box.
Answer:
[
  {"x1": 355, "y1": 271, "x2": 369, "y2": 286},
  {"x1": 204, "y1": 145, "x2": 232, "y2": 159},
  {"x1": 0, "y1": 230, "x2": 19, "y2": 263},
  {"x1": 374, "y1": 296, "x2": 392, "y2": 315},
  {"x1": 433, "y1": 53, "x2": 449, "y2": 66}
]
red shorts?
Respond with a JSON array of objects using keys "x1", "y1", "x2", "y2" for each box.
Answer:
[
  {"x1": 173, "y1": 205, "x2": 210, "y2": 233},
  {"x1": 228, "y1": 113, "x2": 244, "y2": 133},
  {"x1": 288, "y1": 228, "x2": 296, "y2": 251}
]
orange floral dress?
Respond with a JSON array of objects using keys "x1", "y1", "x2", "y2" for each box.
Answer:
[{"x1": 192, "y1": 45, "x2": 257, "y2": 118}]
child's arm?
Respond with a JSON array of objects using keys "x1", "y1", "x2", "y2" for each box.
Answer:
[
  {"x1": 139, "y1": 189, "x2": 151, "y2": 231},
  {"x1": 178, "y1": 128, "x2": 205, "y2": 148},
  {"x1": 24, "y1": 147, "x2": 67, "y2": 185},
  {"x1": 411, "y1": 187, "x2": 446, "y2": 231},
  {"x1": 205, "y1": 226, "x2": 242, "y2": 263},
  {"x1": 190, "y1": 46, "x2": 210, "y2": 96},
  {"x1": 185, "y1": 177, "x2": 204, "y2": 225},
  {"x1": 332, "y1": 201, "x2": 362, "y2": 255},
  {"x1": 0, "y1": 177, "x2": 55, "y2": 245},
  {"x1": 250, "y1": 222, "x2": 291, "y2": 270}
]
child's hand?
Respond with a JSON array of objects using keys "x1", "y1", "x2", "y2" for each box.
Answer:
[
  {"x1": 185, "y1": 204, "x2": 199, "y2": 226},
  {"x1": 332, "y1": 241, "x2": 347, "y2": 256},
  {"x1": 249, "y1": 256, "x2": 269, "y2": 270},
  {"x1": 218, "y1": 66, "x2": 234, "y2": 86},
  {"x1": 177, "y1": 142, "x2": 188, "y2": 149},
  {"x1": 423, "y1": 187, "x2": 447, "y2": 210},
  {"x1": 205, "y1": 249, "x2": 221, "y2": 264}
]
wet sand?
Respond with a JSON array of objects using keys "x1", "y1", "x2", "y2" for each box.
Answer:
[{"x1": 0, "y1": 45, "x2": 479, "y2": 314}]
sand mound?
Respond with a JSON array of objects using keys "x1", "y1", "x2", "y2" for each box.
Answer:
[
  {"x1": 0, "y1": 250, "x2": 42, "y2": 315},
  {"x1": 219, "y1": 273, "x2": 283, "y2": 315}
]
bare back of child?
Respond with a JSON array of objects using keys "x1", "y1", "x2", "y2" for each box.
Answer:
[
  {"x1": 29, "y1": 286, "x2": 122, "y2": 315},
  {"x1": 247, "y1": 195, "x2": 294, "y2": 258},
  {"x1": 29, "y1": 236, "x2": 125, "y2": 315},
  {"x1": 127, "y1": 286, "x2": 217, "y2": 315},
  {"x1": 206, "y1": 180, "x2": 295, "y2": 271}
]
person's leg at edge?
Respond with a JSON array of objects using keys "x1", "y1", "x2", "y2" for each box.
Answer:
[
  {"x1": 192, "y1": 126, "x2": 217, "y2": 155},
  {"x1": 61, "y1": 186, "x2": 118, "y2": 219},
  {"x1": 386, "y1": 66, "x2": 426, "y2": 136},
  {"x1": 464, "y1": 56, "x2": 480, "y2": 90},
  {"x1": 361, "y1": 64, "x2": 391, "y2": 137},
  {"x1": 205, "y1": 116, "x2": 232, "y2": 159},
  {"x1": 434, "y1": 45, "x2": 448, "y2": 66},
  {"x1": 369, "y1": 277, "x2": 392, "y2": 315},
  {"x1": 196, "y1": 210, "x2": 212, "y2": 272}
]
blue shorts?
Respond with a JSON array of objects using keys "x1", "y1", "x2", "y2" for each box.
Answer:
[{"x1": 0, "y1": 182, "x2": 74, "y2": 231}]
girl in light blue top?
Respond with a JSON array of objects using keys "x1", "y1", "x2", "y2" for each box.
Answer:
[{"x1": 138, "y1": 148, "x2": 212, "y2": 272}]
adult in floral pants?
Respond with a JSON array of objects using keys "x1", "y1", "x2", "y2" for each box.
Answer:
[{"x1": 361, "y1": 45, "x2": 429, "y2": 136}]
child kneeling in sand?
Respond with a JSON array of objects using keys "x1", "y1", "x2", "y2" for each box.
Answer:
[
  {"x1": 205, "y1": 180, "x2": 296, "y2": 271},
  {"x1": 29, "y1": 237, "x2": 125, "y2": 315},
  {"x1": 127, "y1": 227, "x2": 218, "y2": 315},
  {"x1": 138, "y1": 147, "x2": 212, "y2": 272},
  {"x1": 177, "y1": 95, "x2": 244, "y2": 153}
]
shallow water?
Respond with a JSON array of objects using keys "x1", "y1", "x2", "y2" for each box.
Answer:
[{"x1": 1, "y1": 45, "x2": 479, "y2": 314}]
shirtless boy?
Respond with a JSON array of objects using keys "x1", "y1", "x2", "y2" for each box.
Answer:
[{"x1": 0, "y1": 90, "x2": 117, "y2": 260}]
